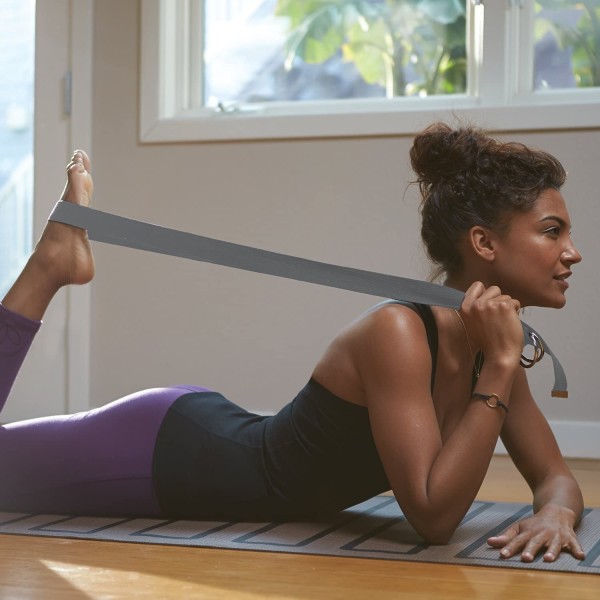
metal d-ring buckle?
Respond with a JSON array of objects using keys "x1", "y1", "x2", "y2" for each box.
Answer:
[{"x1": 520, "y1": 331, "x2": 545, "y2": 368}]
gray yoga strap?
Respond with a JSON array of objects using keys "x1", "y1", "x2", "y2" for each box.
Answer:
[{"x1": 49, "y1": 201, "x2": 568, "y2": 397}]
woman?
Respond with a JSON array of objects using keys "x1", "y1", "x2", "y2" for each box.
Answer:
[{"x1": 0, "y1": 123, "x2": 585, "y2": 563}]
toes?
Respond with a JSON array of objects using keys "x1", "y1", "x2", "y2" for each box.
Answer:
[
  {"x1": 78, "y1": 149, "x2": 91, "y2": 172},
  {"x1": 66, "y1": 161, "x2": 83, "y2": 175},
  {"x1": 62, "y1": 150, "x2": 93, "y2": 206},
  {"x1": 66, "y1": 150, "x2": 90, "y2": 174},
  {"x1": 71, "y1": 149, "x2": 91, "y2": 173}
]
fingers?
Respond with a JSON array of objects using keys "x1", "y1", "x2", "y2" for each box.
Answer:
[
  {"x1": 487, "y1": 534, "x2": 512, "y2": 548},
  {"x1": 459, "y1": 282, "x2": 523, "y2": 359},
  {"x1": 462, "y1": 282, "x2": 520, "y2": 312},
  {"x1": 551, "y1": 536, "x2": 586, "y2": 562},
  {"x1": 487, "y1": 528, "x2": 586, "y2": 563}
]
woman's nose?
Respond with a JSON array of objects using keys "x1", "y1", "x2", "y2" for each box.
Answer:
[{"x1": 564, "y1": 239, "x2": 582, "y2": 265}]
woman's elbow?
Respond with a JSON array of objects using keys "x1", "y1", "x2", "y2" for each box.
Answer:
[
  {"x1": 398, "y1": 493, "x2": 467, "y2": 544},
  {"x1": 409, "y1": 514, "x2": 460, "y2": 545},
  {"x1": 420, "y1": 529, "x2": 454, "y2": 545}
]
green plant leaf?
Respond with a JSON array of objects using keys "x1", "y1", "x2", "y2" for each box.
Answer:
[
  {"x1": 280, "y1": 4, "x2": 345, "y2": 65},
  {"x1": 276, "y1": 0, "x2": 325, "y2": 28},
  {"x1": 403, "y1": 0, "x2": 465, "y2": 25},
  {"x1": 343, "y1": 19, "x2": 393, "y2": 86},
  {"x1": 304, "y1": 23, "x2": 345, "y2": 63},
  {"x1": 276, "y1": 0, "x2": 468, "y2": 95}
]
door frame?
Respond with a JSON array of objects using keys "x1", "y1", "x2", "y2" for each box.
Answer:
[
  {"x1": 64, "y1": 0, "x2": 93, "y2": 413},
  {"x1": 8, "y1": 0, "x2": 93, "y2": 420}
]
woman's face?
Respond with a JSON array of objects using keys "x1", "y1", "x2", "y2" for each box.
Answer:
[{"x1": 490, "y1": 188, "x2": 582, "y2": 308}]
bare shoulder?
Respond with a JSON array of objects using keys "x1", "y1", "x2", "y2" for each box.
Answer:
[
  {"x1": 312, "y1": 302, "x2": 432, "y2": 405},
  {"x1": 353, "y1": 303, "x2": 434, "y2": 403},
  {"x1": 357, "y1": 302, "x2": 428, "y2": 341}
]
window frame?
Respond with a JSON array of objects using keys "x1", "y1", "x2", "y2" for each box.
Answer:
[{"x1": 139, "y1": 0, "x2": 600, "y2": 143}]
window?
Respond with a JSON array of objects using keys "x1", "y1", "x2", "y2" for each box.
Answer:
[
  {"x1": 203, "y1": 0, "x2": 468, "y2": 106},
  {"x1": 534, "y1": 0, "x2": 600, "y2": 90},
  {"x1": 0, "y1": 0, "x2": 34, "y2": 295},
  {"x1": 140, "y1": 0, "x2": 600, "y2": 142}
]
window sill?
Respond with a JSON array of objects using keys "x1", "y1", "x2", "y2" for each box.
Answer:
[{"x1": 139, "y1": 96, "x2": 600, "y2": 143}]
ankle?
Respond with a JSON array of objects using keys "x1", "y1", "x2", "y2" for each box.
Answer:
[
  {"x1": 1, "y1": 255, "x2": 60, "y2": 321},
  {"x1": 30, "y1": 244, "x2": 68, "y2": 291}
]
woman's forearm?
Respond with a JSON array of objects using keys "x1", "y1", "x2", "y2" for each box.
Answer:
[
  {"x1": 533, "y1": 473, "x2": 584, "y2": 523},
  {"x1": 406, "y1": 360, "x2": 519, "y2": 542}
]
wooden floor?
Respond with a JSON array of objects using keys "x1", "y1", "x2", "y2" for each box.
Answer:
[{"x1": 0, "y1": 457, "x2": 598, "y2": 599}]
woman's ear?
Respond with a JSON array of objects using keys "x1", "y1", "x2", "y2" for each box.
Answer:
[{"x1": 468, "y1": 226, "x2": 497, "y2": 262}]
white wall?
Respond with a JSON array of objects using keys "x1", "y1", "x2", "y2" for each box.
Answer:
[{"x1": 89, "y1": 1, "x2": 599, "y2": 455}]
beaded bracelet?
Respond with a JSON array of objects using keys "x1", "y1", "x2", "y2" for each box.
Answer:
[{"x1": 472, "y1": 392, "x2": 509, "y2": 414}]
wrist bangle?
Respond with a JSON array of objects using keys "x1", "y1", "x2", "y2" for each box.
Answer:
[{"x1": 472, "y1": 392, "x2": 509, "y2": 414}]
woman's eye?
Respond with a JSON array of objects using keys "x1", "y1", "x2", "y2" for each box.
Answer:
[{"x1": 544, "y1": 226, "x2": 560, "y2": 236}]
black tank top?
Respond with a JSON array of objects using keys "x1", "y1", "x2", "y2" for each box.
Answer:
[{"x1": 154, "y1": 302, "x2": 439, "y2": 520}]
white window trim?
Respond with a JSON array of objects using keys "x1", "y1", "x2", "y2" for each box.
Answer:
[
  {"x1": 66, "y1": 0, "x2": 94, "y2": 413},
  {"x1": 140, "y1": 0, "x2": 600, "y2": 143}
]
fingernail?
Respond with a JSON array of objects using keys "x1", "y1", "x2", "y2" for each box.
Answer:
[{"x1": 500, "y1": 549, "x2": 509, "y2": 557}]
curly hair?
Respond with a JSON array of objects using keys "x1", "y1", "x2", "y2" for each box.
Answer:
[{"x1": 410, "y1": 122, "x2": 566, "y2": 279}]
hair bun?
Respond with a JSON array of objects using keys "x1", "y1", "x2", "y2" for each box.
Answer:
[{"x1": 410, "y1": 123, "x2": 482, "y2": 186}]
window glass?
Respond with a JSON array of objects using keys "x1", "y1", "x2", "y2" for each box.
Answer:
[
  {"x1": 534, "y1": 0, "x2": 600, "y2": 90},
  {"x1": 0, "y1": 0, "x2": 35, "y2": 296},
  {"x1": 203, "y1": 0, "x2": 467, "y2": 107}
]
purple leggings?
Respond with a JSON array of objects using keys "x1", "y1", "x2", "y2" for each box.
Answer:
[{"x1": 0, "y1": 304, "x2": 207, "y2": 516}]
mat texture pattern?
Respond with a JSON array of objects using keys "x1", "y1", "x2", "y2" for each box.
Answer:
[{"x1": 1, "y1": 497, "x2": 598, "y2": 573}]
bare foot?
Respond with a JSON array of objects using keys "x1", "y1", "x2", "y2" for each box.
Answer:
[
  {"x1": 33, "y1": 150, "x2": 96, "y2": 288},
  {"x1": 1, "y1": 151, "x2": 95, "y2": 320}
]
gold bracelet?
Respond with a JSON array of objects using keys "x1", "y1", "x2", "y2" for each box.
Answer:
[{"x1": 472, "y1": 392, "x2": 509, "y2": 414}]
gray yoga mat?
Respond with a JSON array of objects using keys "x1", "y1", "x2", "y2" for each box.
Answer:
[{"x1": 1, "y1": 497, "x2": 597, "y2": 574}]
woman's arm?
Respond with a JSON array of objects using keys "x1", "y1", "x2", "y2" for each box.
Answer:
[
  {"x1": 487, "y1": 368, "x2": 585, "y2": 562},
  {"x1": 361, "y1": 285, "x2": 524, "y2": 544}
]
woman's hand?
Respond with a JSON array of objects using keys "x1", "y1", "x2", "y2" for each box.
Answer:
[
  {"x1": 459, "y1": 281, "x2": 523, "y2": 366},
  {"x1": 487, "y1": 505, "x2": 585, "y2": 562}
]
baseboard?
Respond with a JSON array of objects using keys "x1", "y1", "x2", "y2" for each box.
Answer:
[{"x1": 495, "y1": 420, "x2": 600, "y2": 459}]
